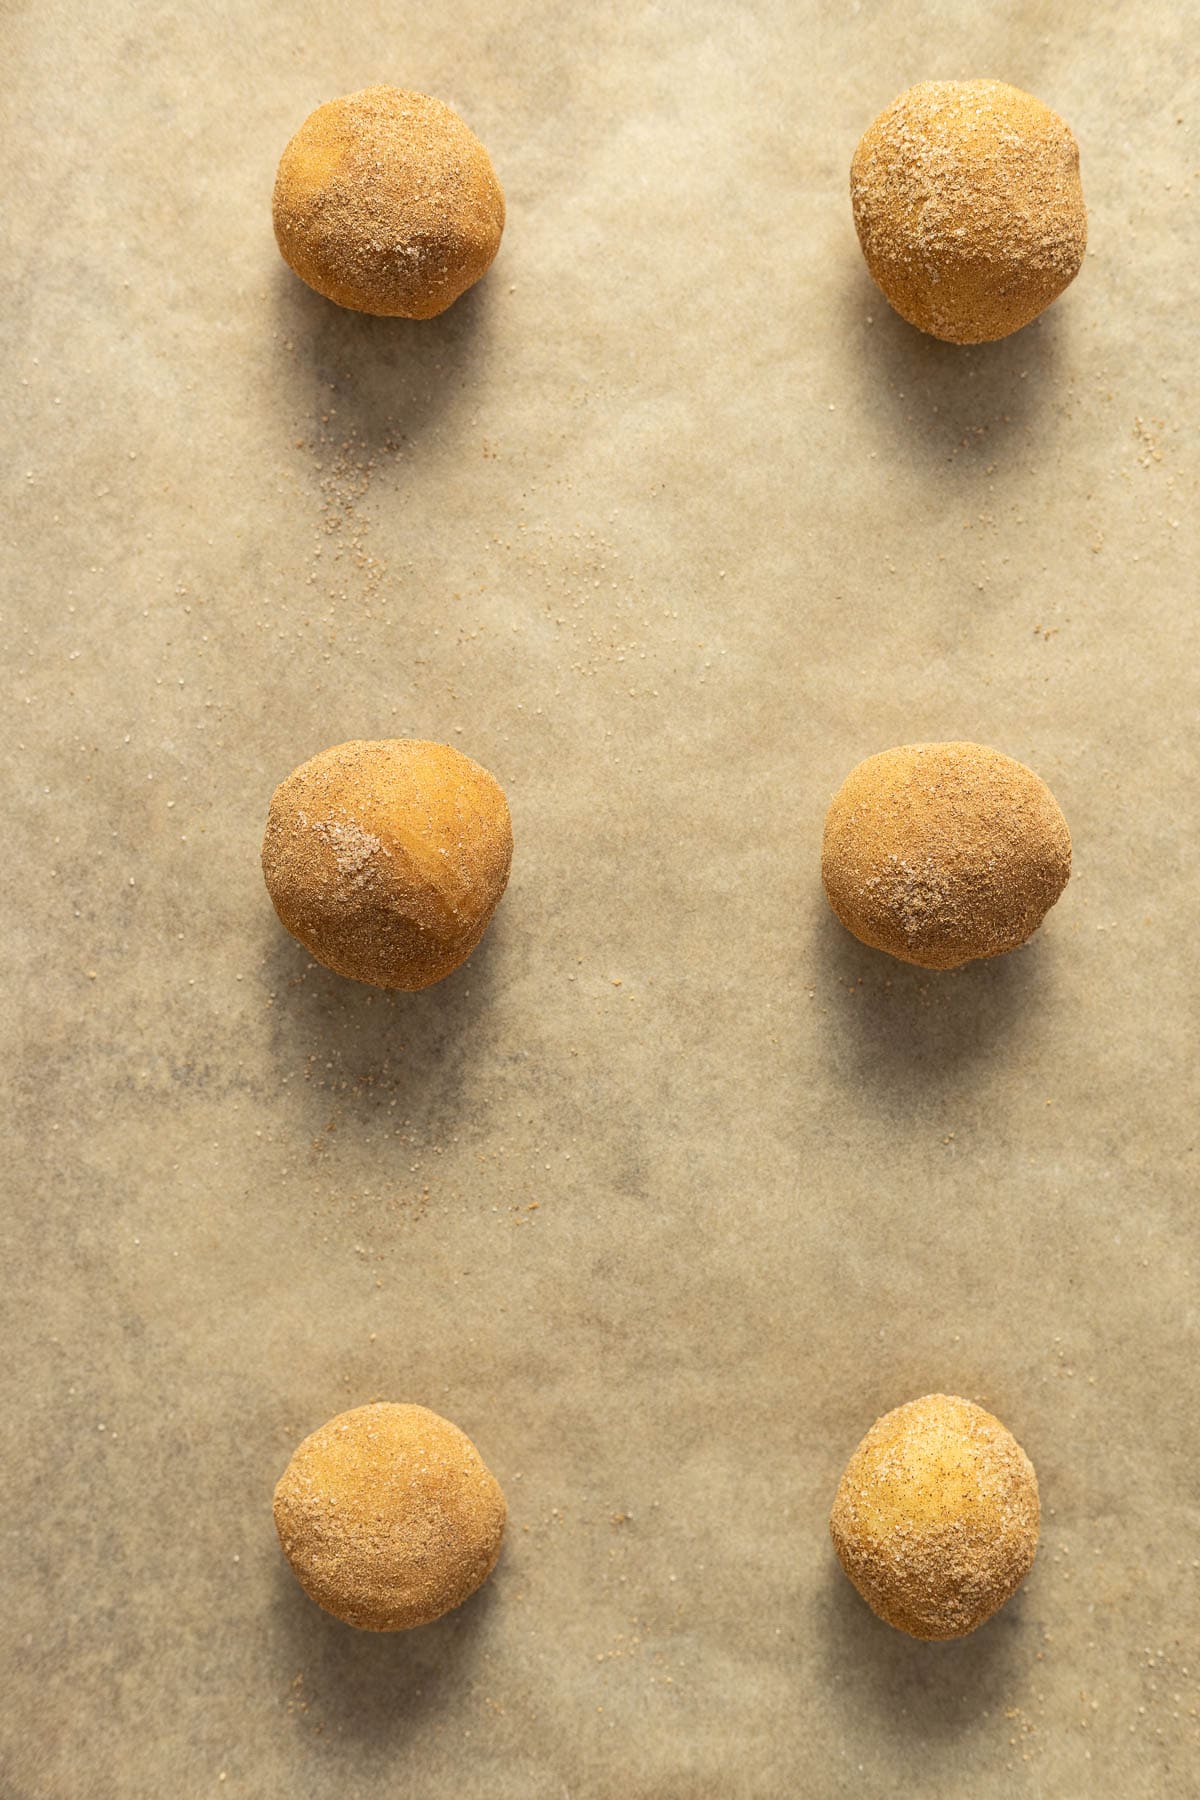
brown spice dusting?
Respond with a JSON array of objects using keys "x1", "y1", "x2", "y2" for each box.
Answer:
[
  {"x1": 830, "y1": 1393, "x2": 1040, "y2": 1640},
  {"x1": 851, "y1": 80, "x2": 1086, "y2": 343},
  {"x1": 262, "y1": 739, "x2": 512, "y2": 990},
  {"x1": 273, "y1": 1402, "x2": 506, "y2": 1631},
  {"x1": 821, "y1": 741, "x2": 1071, "y2": 969},
  {"x1": 273, "y1": 86, "x2": 504, "y2": 318}
]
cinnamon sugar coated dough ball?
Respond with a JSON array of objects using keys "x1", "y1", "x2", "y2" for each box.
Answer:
[
  {"x1": 851, "y1": 80, "x2": 1086, "y2": 343},
  {"x1": 273, "y1": 86, "x2": 504, "y2": 317},
  {"x1": 821, "y1": 741, "x2": 1070, "y2": 969},
  {"x1": 274, "y1": 1403, "x2": 506, "y2": 1631},
  {"x1": 262, "y1": 739, "x2": 512, "y2": 989},
  {"x1": 830, "y1": 1394, "x2": 1039, "y2": 1640}
]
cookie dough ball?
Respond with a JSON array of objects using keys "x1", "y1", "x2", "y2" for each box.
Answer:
[
  {"x1": 273, "y1": 85, "x2": 504, "y2": 317},
  {"x1": 821, "y1": 741, "x2": 1070, "y2": 969},
  {"x1": 262, "y1": 739, "x2": 512, "y2": 989},
  {"x1": 830, "y1": 1393, "x2": 1039, "y2": 1640},
  {"x1": 851, "y1": 80, "x2": 1086, "y2": 342},
  {"x1": 274, "y1": 1403, "x2": 506, "y2": 1631}
]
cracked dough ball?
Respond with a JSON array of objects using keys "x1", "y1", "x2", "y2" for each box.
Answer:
[
  {"x1": 273, "y1": 85, "x2": 504, "y2": 318},
  {"x1": 262, "y1": 738, "x2": 512, "y2": 989},
  {"x1": 821, "y1": 741, "x2": 1070, "y2": 969},
  {"x1": 851, "y1": 80, "x2": 1086, "y2": 343},
  {"x1": 274, "y1": 1403, "x2": 506, "y2": 1631},
  {"x1": 830, "y1": 1393, "x2": 1039, "y2": 1640}
]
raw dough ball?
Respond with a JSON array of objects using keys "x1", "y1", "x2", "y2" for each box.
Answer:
[
  {"x1": 273, "y1": 85, "x2": 504, "y2": 318},
  {"x1": 274, "y1": 1402, "x2": 506, "y2": 1631},
  {"x1": 830, "y1": 1393, "x2": 1039, "y2": 1640},
  {"x1": 262, "y1": 738, "x2": 512, "y2": 989},
  {"x1": 851, "y1": 79, "x2": 1086, "y2": 343},
  {"x1": 821, "y1": 741, "x2": 1070, "y2": 969}
]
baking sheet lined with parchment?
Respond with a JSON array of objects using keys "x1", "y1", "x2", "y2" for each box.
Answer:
[{"x1": 3, "y1": 2, "x2": 1197, "y2": 1796}]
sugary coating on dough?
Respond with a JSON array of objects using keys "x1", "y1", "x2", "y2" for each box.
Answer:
[
  {"x1": 274, "y1": 1402, "x2": 506, "y2": 1631},
  {"x1": 830, "y1": 1392, "x2": 1039, "y2": 1640},
  {"x1": 273, "y1": 85, "x2": 504, "y2": 318},
  {"x1": 262, "y1": 738, "x2": 512, "y2": 989},
  {"x1": 851, "y1": 80, "x2": 1086, "y2": 343},
  {"x1": 821, "y1": 741, "x2": 1070, "y2": 969}
]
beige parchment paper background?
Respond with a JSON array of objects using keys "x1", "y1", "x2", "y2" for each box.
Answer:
[{"x1": 2, "y1": 1, "x2": 1198, "y2": 1795}]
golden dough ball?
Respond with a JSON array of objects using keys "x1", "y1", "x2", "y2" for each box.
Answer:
[
  {"x1": 273, "y1": 85, "x2": 504, "y2": 318},
  {"x1": 274, "y1": 1403, "x2": 506, "y2": 1631},
  {"x1": 851, "y1": 79, "x2": 1086, "y2": 343},
  {"x1": 821, "y1": 741, "x2": 1070, "y2": 970},
  {"x1": 830, "y1": 1393, "x2": 1039, "y2": 1640},
  {"x1": 262, "y1": 738, "x2": 512, "y2": 990}
]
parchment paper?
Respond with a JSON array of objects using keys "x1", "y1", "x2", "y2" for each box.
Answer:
[{"x1": 3, "y1": 2, "x2": 1197, "y2": 1795}]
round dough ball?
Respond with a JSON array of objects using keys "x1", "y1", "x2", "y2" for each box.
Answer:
[
  {"x1": 851, "y1": 79, "x2": 1086, "y2": 343},
  {"x1": 274, "y1": 1402, "x2": 506, "y2": 1631},
  {"x1": 821, "y1": 741, "x2": 1070, "y2": 969},
  {"x1": 273, "y1": 85, "x2": 504, "y2": 318},
  {"x1": 830, "y1": 1393, "x2": 1039, "y2": 1640},
  {"x1": 262, "y1": 738, "x2": 512, "y2": 990}
]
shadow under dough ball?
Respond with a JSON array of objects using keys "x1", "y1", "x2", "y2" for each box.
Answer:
[
  {"x1": 274, "y1": 1403, "x2": 506, "y2": 1631},
  {"x1": 273, "y1": 85, "x2": 504, "y2": 317},
  {"x1": 821, "y1": 741, "x2": 1070, "y2": 969},
  {"x1": 830, "y1": 1393, "x2": 1039, "y2": 1640},
  {"x1": 262, "y1": 738, "x2": 512, "y2": 990},
  {"x1": 851, "y1": 79, "x2": 1086, "y2": 343}
]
